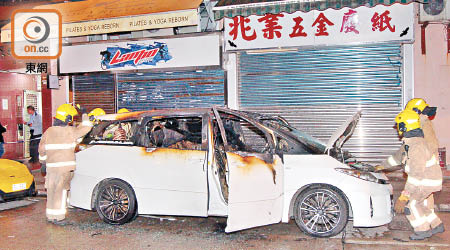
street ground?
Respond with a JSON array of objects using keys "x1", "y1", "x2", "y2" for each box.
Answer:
[{"x1": 0, "y1": 170, "x2": 449, "y2": 250}]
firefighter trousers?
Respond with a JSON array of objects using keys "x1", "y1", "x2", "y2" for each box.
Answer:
[
  {"x1": 45, "y1": 168, "x2": 74, "y2": 221},
  {"x1": 406, "y1": 194, "x2": 442, "y2": 232}
]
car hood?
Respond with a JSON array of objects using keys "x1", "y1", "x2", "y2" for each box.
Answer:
[{"x1": 325, "y1": 111, "x2": 361, "y2": 152}]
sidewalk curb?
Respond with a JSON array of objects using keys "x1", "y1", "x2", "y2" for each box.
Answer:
[{"x1": 344, "y1": 238, "x2": 450, "y2": 247}]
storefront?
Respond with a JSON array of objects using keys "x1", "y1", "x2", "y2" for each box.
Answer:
[
  {"x1": 219, "y1": 2, "x2": 415, "y2": 163},
  {"x1": 60, "y1": 33, "x2": 224, "y2": 112}
]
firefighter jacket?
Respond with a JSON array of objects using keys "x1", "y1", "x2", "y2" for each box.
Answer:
[
  {"x1": 38, "y1": 114, "x2": 92, "y2": 171},
  {"x1": 402, "y1": 136, "x2": 442, "y2": 200},
  {"x1": 420, "y1": 114, "x2": 439, "y2": 155},
  {"x1": 380, "y1": 115, "x2": 439, "y2": 170}
]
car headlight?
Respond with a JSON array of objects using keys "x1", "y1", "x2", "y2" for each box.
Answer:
[{"x1": 335, "y1": 168, "x2": 388, "y2": 184}]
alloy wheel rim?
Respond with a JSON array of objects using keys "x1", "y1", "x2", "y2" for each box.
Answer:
[
  {"x1": 99, "y1": 185, "x2": 130, "y2": 221},
  {"x1": 299, "y1": 190, "x2": 341, "y2": 234}
]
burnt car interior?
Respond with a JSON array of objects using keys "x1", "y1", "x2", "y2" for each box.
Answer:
[
  {"x1": 211, "y1": 111, "x2": 276, "y2": 202},
  {"x1": 144, "y1": 117, "x2": 203, "y2": 150},
  {"x1": 82, "y1": 120, "x2": 138, "y2": 145}
]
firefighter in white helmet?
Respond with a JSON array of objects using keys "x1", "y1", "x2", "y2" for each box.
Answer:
[
  {"x1": 38, "y1": 104, "x2": 93, "y2": 225},
  {"x1": 393, "y1": 110, "x2": 444, "y2": 240}
]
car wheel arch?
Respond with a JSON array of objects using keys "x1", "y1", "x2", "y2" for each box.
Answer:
[{"x1": 288, "y1": 183, "x2": 353, "y2": 220}]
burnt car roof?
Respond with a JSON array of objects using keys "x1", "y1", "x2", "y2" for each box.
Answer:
[{"x1": 96, "y1": 107, "x2": 214, "y2": 121}]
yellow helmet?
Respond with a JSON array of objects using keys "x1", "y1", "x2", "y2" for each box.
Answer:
[
  {"x1": 55, "y1": 104, "x2": 78, "y2": 123},
  {"x1": 118, "y1": 108, "x2": 130, "y2": 114},
  {"x1": 88, "y1": 108, "x2": 106, "y2": 118},
  {"x1": 395, "y1": 110, "x2": 421, "y2": 136},
  {"x1": 405, "y1": 98, "x2": 429, "y2": 113}
]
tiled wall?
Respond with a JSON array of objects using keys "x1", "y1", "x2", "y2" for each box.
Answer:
[{"x1": 0, "y1": 73, "x2": 39, "y2": 159}]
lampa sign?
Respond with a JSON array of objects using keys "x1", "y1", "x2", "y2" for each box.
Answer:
[
  {"x1": 59, "y1": 34, "x2": 221, "y2": 74},
  {"x1": 223, "y1": 3, "x2": 414, "y2": 51},
  {"x1": 100, "y1": 42, "x2": 172, "y2": 69}
]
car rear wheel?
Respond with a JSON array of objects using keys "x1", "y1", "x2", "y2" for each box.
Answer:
[
  {"x1": 293, "y1": 185, "x2": 348, "y2": 237},
  {"x1": 28, "y1": 181, "x2": 37, "y2": 197},
  {"x1": 95, "y1": 179, "x2": 136, "y2": 225}
]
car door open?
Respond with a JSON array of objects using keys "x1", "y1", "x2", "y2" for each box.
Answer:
[{"x1": 212, "y1": 107, "x2": 284, "y2": 233}]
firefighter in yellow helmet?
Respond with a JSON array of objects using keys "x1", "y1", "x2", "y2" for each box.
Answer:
[
  {"x1": 393, "y1": 110, "x2": 444, "y2": 240},
  {"x1": 88, "y1": 108, "x2": 106, "y2": 122},
  {"x1": 38, "y1": 104, "x2": 93, "y2": 225},
  {"x1": 377, "y1": 98, "x2": 439, "y2": 171},
  {"x1": 405, "y1": 98, "x2": 438, "y2": 154},
  {"x1": 118, "y1": 108, "x2": 130, "y2": 114}
]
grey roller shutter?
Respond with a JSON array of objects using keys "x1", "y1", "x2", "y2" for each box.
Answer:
[
  {"x1": 117, "y1": 70, "x2": 225, "y2": 111},
  {"x1": 73, "y1": 74, "x2": 116, "y2": 114},
  {"x1": 238, "y1": 44, "x2": 403, "y2": 163}
]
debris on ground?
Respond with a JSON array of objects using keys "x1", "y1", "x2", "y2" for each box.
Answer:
[
  {"x1": 348, "y1": 226, "x2": 389, "y2": 238},
  {"x1": 139, "y1": 215, "x2": 177, "y2": 221},
  {"x1": 90, "y1": 232, "x2": 102, "y2": 237}
]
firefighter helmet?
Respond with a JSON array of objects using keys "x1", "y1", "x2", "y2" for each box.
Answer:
[
  {"x1": 395, "y1": 110, "x2": 421, "y2": 136},
  {"x1": 405, "y1": 98, "x2": 429, "y2": 114},
  {"x1": 88, "y1": 108, "x2": 106, "y2": 118},
  {"x1": 118, "y1": 108, "x2": 130, "y2": 114},
  {"x1": 55, "y1": 104, "x2": 78, "y2": 123}
]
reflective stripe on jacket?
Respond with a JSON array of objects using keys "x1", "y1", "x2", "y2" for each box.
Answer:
[
  {"x1": 38, "y1": 114, "x2": 92, "y2": 170},
  {"x1": 402, "y1": 137, "x2": 443, "y2": 200}
]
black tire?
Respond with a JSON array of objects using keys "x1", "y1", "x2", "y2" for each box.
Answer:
[
  {"x1": 293, "y1": 185, "x2": 349, "y2": 238},
  {"x1": 28, "y1": 181, "x2": 37, "y2": 197},
  {"x1": 95, "y1": 179, "x2": 137, "y2": 225}
]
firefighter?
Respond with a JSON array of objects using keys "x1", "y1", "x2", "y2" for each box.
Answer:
[
  {"x1": 405, "y1": 98, "x2": 438, "y2": 154},
  {"x1": 393, "y1": 110, "x2": 444, "y2": 240},
  {"x1": 38, "y1": 104, "x2": 93, "y2": 224},
  {"x1": 88, "y1": 108, "x2": 106, "y2": 122},
  {"x1": 118, "y1": 108, "x2": 130, "y2": 114},
  {"x1": 376, "y1": 98, "x2": 439, "y2": 172}
]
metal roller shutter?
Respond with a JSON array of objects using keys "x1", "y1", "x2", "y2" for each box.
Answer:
[
  {"x1": 73, "y1": 74, "x2": 116, "y2": 114},
  {"x1": 117, "y1": 70, "x2": 225, "y2": 111},
  {"x1": 238, "y1": 44, "x2": 403, "y2": 163}
]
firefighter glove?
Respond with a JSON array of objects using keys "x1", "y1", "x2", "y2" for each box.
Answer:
[{"x1": 394, "y1": 194, "x2": 409, "y2": 214}]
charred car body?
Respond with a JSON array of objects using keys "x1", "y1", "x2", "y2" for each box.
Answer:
[{"x1": 70, "y1": 107, "x2": 393, "y2": 237}]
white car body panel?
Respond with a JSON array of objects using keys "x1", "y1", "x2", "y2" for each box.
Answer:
[
  {"x1": 282, "y1": 154, "x2": 393, "y2": 226},
  {"x1": 71, "y1": 145, "x2": 208, "y2": 217},
  {"x1": 225, "y1": 153, "x2": 283, "y2": 233}
]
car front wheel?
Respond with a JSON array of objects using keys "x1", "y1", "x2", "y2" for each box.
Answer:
[
  {"x1": 293, "y1": 185, "x2": 349, "y2": 237},
  {"x1": 96, "y1": 179, "x2": 137, "y2": 225}
]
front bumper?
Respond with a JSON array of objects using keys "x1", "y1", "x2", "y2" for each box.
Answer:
[
  {"x1": 344, "y1": 179, "x2": 393, "y2": 227},
  {"x1": 0, "y1": 182, "x2": 35, "y2": 201}
]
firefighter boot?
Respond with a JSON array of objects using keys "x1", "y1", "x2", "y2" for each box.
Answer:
[
  {"x1": 409, "y1": 230, "x2": 433, "y2": 240},
  {"x1": 431, "y1": 223, "x2": 445, "y2": 235}
]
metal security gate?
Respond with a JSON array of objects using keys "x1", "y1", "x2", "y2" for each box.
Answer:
[
  {"x1": 238, "y1": 44, "x2": 404, "y2": 163},
  {"x1": 117, "y1": 70, "x2": 225, "y2": 111},
  {"x1": 73, "y1": 74, "x2": 115, "y2": 114}
]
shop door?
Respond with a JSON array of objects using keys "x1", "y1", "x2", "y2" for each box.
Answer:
[
  {"x1": 238, "y1": 44, "x2": 403, "y2": 163},
  {"x1": 72, "y1": 74, "x2": 115, "y2": 115},
  {"x1": 117, "y1": 70, "x2": 225, "y2": 111},
  {"x1": 23, "y1": 90, "x2": 41, "y2": 158}
]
